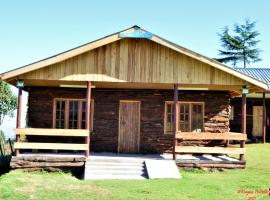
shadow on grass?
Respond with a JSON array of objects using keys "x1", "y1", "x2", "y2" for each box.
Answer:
[{"x1": 0, "y1": 155, "x2": 12, "y2": 175}]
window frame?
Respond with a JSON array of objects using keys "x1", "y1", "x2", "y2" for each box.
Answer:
[
  {"x1": 164, "y1": 101, "x2": 205, "y2": 134},
  {"x1": 53, "y1": 98, "x2": 94, "y2": 130},
  {"x1": 229, "y1": 105, "x2": 234, "y2": 120}
]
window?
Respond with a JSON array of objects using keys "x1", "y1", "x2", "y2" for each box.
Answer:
[
  {"x1": 165, "y1": 103, "x2": 174, "y2": 134},
  {"x1": 164, "y1": 102, "x2": 204, "y2": 134},
  {"x1": 229, "y1": 106, "x2": 234, "y2": 120},
  {"x1": 53, "y1": 98, "x2": 94, "y2": 130}
]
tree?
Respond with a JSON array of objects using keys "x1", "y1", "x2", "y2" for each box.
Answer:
[
  {"x1": 217, "y1": 19, "x2": 261, "y2": 68},
  {"x1": 0, "y1": 80, "x2": 17, "y2": 127},
  {"x1": 0, "y1": 130, "x2": 5, "y2": 142}
]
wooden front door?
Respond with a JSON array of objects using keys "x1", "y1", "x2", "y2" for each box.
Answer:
[
  {"x1": 253, "y1": 106, "x2": 263, "y2": 137},
  {"x1": 118, "y1": 101, "x2": 140, "y2": 153}
]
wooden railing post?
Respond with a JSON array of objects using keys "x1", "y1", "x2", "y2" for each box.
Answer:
[
  {"x1": 16, "y1": 84, "x2": 23, "y2": 156},
  {"x1": 173, "y1": 84, "x2": 179, "y2": 160},
  {"x1": 262, "y1": 92, "x2": 266, "y2": 143},
  {"x1": 85, "y1": 81, "x2": 92, "y2": 157},
  {"x1": 240, "y1": 91, "x2": 246, "y2": 161}
]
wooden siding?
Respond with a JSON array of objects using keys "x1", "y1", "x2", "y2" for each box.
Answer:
[{"x1": 19, "y1": 39, "x2": 249, "y2": 86}]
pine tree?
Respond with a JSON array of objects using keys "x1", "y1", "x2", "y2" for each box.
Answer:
[{"x1": 217, "y1": 19, "x2": 261, "y2": 68}]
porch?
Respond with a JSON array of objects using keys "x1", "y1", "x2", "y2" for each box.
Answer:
[
  {"x1": 12, "y1": 82, "x2": 248, "y2": 170},
  {"x1": 12, "y1": 127, "x2": 247, "y2": 171}
]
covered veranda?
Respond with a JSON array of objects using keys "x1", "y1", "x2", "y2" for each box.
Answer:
[{"x1": 11, "y1": 79, "x2": 251, "y2": 169}]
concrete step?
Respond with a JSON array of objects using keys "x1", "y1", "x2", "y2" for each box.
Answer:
[
  {"x1": 84, "y1": 174, "x2": 146, "y2": 180},
  {"x1": 86, "y1": 162, "x2": 144, "y2": 167},
  {"x1": 86, "y1": 165, "x2": 144, "y2": 171},
  {"x1": 84, "y1": 157, "x2": 147, "y2": 180},
  {"x1": 85, "y1": 171, "x2": 147, "y2": 177},
  {"x1": 85, "y1": 167, "x2": 146, "y2": 173},
  {"x1": 87, "y1": 158, "x2": 145, "y2": 163}
]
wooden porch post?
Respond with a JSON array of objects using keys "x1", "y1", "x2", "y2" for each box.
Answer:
[
  {"x1": 16, "y1": 86, "x2": 23, "y2": 156},
  {"x1": 173, "y1": 84, "x2": 179, "y2": 160},
  {"x1": 240, "y1": 92, "x2": 246, "y2": 161},
  {"x1": 262, "y1": 92, "x2": 266, "y2": 143},
  {"x1": 85, "y1": 81, "x2": 91, "y2": 157}
]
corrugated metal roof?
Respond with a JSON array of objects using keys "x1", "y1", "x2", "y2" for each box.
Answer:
[{"x1": 235, "y1": 68, "x2": 270, "y2": 85}]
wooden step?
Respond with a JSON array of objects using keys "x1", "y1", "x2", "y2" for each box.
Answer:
[{"x1": 14, "y1": 142, "x2": 88, "y2": 151}]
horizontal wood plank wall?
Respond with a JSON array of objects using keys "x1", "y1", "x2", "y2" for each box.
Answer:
[
  {"x1": 27, "y1": 87, "x2": 231, "y2": 153},
  {"x1": 20, "y1": 39, "x2": 249, "y2": 86}
]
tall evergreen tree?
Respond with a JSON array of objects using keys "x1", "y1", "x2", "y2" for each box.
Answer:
[{"x1": 217, "y1": 19, "x2": 261, "y2": 68}]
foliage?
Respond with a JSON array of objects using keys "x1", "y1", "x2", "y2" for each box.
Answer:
[
  {"x1": 0, "y1": 130, "x2": 12, "y2": 175},
  {"x1": 0, "y1": 155, "x2": 11, "y2": 175},
  {"x1": 0, "y1": 129, "x2": 5, "y2": 143},
  {"x1": 0, "y1": 144, "x2": 270, "y2": 200},
  {"x1": 0, "y1": 80, "x2": 17, "y2": 126},
  {"x1": 217, "y1": 19, "x2": 261, "y2": 68}
]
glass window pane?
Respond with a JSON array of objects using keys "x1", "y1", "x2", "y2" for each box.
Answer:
[
  {"x1": 82, "y1": 111, "x2": 86, "y2": 121},
  {"x1": 180, "y1": 104, "x2": 190, "y2": 132},
  {"x1": 74, "y1": 112, "x2": 78, "y2": 120},
  {"x1": 61, "y1": 111, "x2": 65, "y2": 118},
  {"x1": 82, "y1": 102, "x2": 86, "y2": 110},
  {"x1": 74, "y1": 101, "x2": 78, "y2": 110},
  {"x1": 74, "y1": 121, "x2": 77, "y2": 128},
  {"x1": 56, "y1": 101, "x2": 60, "y2": 110},
  {"x1": 56, "y1": 111, "x2": 60, "y2": 120},
  {"x1": 61, "y1": 101, "x2": 65, "y2": 110},
  {"x1": 191, "y1": 104, "x2": 203, "y2": 132},
  {"x1": 55, "y1": 100, "x2": 66, "y2": 129},
  {"x1": 82, "y1": 121, "x2": 86, "y2": 129},
  {"x1": 69, "y1": 111, "x2": 73, "y2": 120},
  {"x1": 69, "y1": 101, "x2": 73, "y2": 110},
  {"x1": 165, "y1": 103, "x2": 174, "y2": 133}
]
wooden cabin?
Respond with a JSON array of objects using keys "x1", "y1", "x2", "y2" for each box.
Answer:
[
  {"x1": 230, "y1": 68, "x2": 270, "y2": 142},
  {"x1": 1, "y1": 26, "x2": 269, "y2": 169}
]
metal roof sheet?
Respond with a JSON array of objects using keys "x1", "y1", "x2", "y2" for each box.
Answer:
[{"x1": 235, "y1": 68, "x2": 270, "y2": 85}]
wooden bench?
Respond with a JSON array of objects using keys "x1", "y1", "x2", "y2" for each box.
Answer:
[
  {"x1": 175, "y1": 132, "x2": 246, "y2": 157},
  {"x1": 176, "y1": 132, "x2": 247, "y2": 140},
  {"x1": 16, "y1": 128, "x2": 89, "y2": 137},
  {"x1": 175, "y1": 146, "x2": 245, "y2": 154},
  {"x1": 14, "y1": 142, "x2": 88, "y2": 151},
  {"x1": 15, "y1": 128, "x2": 89, "y2": 155}
]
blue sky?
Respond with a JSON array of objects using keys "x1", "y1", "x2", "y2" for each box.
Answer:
[
  {"x1": 0, "y1": 0, "x2": 270, "y2": 137},
  {"x1": 0, "y1": 0, "x2": 270, "y2": 73}
]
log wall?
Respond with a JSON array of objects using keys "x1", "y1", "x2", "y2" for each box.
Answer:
[{"x1": 27, "y1": 87, "x2": 231, "y2": 153}]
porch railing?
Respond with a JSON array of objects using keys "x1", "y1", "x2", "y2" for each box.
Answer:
[
  {"x1": 14, "y1": 128, "x2": 89, "y2": 156},
  {"x1": 175, "y1": 132, "x2": 247, "y2": 159}
]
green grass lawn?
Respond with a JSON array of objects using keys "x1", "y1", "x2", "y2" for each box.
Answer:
[{"x1": 0, "y1": 144, "x2": 270, "y2": 200}]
